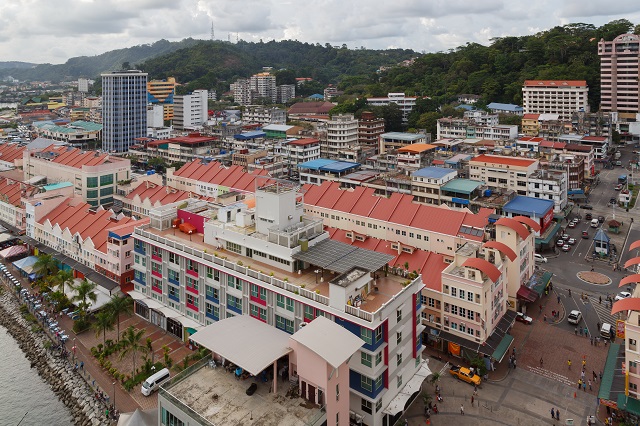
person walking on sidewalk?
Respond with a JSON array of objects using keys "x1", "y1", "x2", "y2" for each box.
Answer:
[
  {"x1": 540, "y1": 357, "x2": 544, "y2": 367},
  {"x1": 551, "y1": 408, "x2": 555, "y2": 419},
  {"x1": 460, "y1": 404, "x2": 464, "y2": 415},
  {"x1": 589, "y1": 379, "x2": 592, "y2": 391},
  {"x1": 568, "y1": 359, "x2": 572, "y2": 370}
]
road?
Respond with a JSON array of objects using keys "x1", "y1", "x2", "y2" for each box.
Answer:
[{"x1": 541, "y1": 144, "x2": 640, "y2": 334}]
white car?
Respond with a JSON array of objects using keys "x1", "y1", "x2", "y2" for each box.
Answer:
[
  {"x1": 615, "y1": 291, "x2": 631, "y2": 301},
  {"x1": 567, "y1": 310, "x2": 582, "y2": 325},
  {"x1": 534, "y1": 253, "x2": 548, "y2": 263}
]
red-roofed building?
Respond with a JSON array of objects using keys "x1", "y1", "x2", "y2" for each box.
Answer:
[
  {"x1": 0, "y1": 178, "x2": 32, "y2": 230},
  {"x1": 0, "y1": 142, "x2": 27, "y2": 169},
  {"x1": 287, "y1": 101, "x2": 336, "y2": 118},
  {"x1": 32, "y1": 198, "x2": 149, "y2": 289},
  {"x1": 23, "y1": 145, "x2": 131, "y2": 207},
  {"x1": 115, "y1": 181, "x2": 213, "y2": 217},
  {"x1": 522, "y1": 80, "x2": 589, "y2": 121},
  {"x1": 144, "y1": 133, "x2": 218, "y2": 163},
  {"x1": 167, "y1": 159, "x2": 270, "y2": 197}
]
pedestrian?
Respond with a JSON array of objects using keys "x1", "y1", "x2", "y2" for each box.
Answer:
[
  {"x1": 578, "y1": 379, "x2": 582, "y2": 389},
  {"x1": 539, "y1": 304, "x2": 543, "y2": 313},
  {"x1": 600, "y1": 371, "x2": 603, "y2": 382},
  {"x1": 589, "y1": 379, "x2": 592, "y2": 391},
  {"x1": 593, "y1": 371, "x2": 598, "y2": 382},
  {"x1": 597, "y1": 322, "x2": 601, "y2": 331},
  {"x1": 80, "y1": 361, "x2": 84, "y2": 371},
  {"x1": 556, "y1": 409, "x2": 560, "y2": 421},
  {"x1": 551, "y1": 407, "x2": 555, "y2": 419},
  {"x1": 512, "y1": 348, "x2": 516, "y2": 357},
  {"x1": 579, "y1": 327, "x2": 583, "y2": 336},
  {"x1": 581, "y1": 370, "x2": 585, "y2": 380},
  {"x1": 540, "y1": 357, "x2": 544, "y2": 367},
  {"x1": 544, "y1": 314, "x2": 547, "y2": 323},
  {"x1": 552, "y1": 310, "x2": 555, "y2": 318},
  {"x1": 509, "y1": 356, "x2": 513, "y2": 369},
  {"x1": 599, "y1": 295, "x2": 602, "y2": 304},
  {"x1": 473, "y1": 385, "x2": 477, "y2": 395},
  {"x1": 513, "y1": 358, "x2": 516, "y2": 369},
  {"x1": 568, "y1": 359, "x2": 572, "y2": 369},
  {"x1": 592, "y1": 266, "x2": 595, "y2": 272},
  {"x1": 584, "y1": 326, "x2": 588, "y2": 336},
  {"x1": 568, "y1": 288, "x2": 571, "y2": 297},
  {"x1": 460, "y1": 404, "x2": 464, "y2": 415},
  {"x1": 105, "y1": 408, "x2": 109, "y2": 419},
  {"x1": 575, "y1": 327, "x2": 578, "y2": 335},
  {"x1": 583, "y1": 381, "x2": 587, "y2": 392},
  {"x1": 471, "y1": 395, "x2": 474, "y2": 405},
  {"x1": 433, "y1": 404, "x2": 438, "y2": 414},
  {"x1": 582, "y1": 359, "x2": 587, "y2": 368},
  {"x1": 557, "y1": 295, "x2": 561, "y2": 304},
  {"x1": 590, "y1": 337, "x2": 593, "y2": 346}
]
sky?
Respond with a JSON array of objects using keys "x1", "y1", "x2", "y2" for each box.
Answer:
[{"x1": 2, "y1": 0, "x2": 640, "y2": 64}]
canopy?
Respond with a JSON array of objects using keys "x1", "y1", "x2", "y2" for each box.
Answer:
[
  {"x1": 383, "y1": 361, "x2": 432, "y2": 415},
  {"x1": 127, "y1": 290, "x2": 165, "y2": 310},
  {"x1": 63, "y1": 278, "x2": 112, "y2": 313},
  {"x1": 13, "y1": 255, "x2": 38, "y2": 274},
  {"x1": 491, "y1": 334, "x2": 514, "y2": 363},
  {"x1": 116, "y1": 408, "x2": 158, "y2": 426},
  {"x1": 0, "y1": 244, "x2": 27, "y2": 259},
  {"x1": 0, "y1": 233, "x2": 15, "y2": 243},
  {"x1": 190, "y1": 315, "x2": 292, "y2": 376}
]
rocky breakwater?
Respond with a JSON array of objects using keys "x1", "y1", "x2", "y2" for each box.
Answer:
[{"x1": 0, "y1": 291, "x2": 111, "y2": 426}]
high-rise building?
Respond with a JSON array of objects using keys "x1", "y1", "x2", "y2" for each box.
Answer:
[
  {"x1": 173, "y1": 90, "x2": 208, "y2": 130},
  {"x1": 322, "y1": 114, "x2": 359, "y2": 159},
  {"x1": 598, "y1": 34, "x2": 640, "y2": 117},
  {"x1": 77, "y1": 78, "x2": 93, "y2": 93},
  {"x1": 358, "y1": 111, "x2": 385, "y2": 151},
  {"x1": 522, "y1": 80, "x2": 589, "y2": 121},
  {"x1": 277, "y1": 84, "x2": 296, "y2": 103},
  {"x1": 231, "y1": 78, "x2": 251, "y2": 105},
  {"x1": 250, "y1": 72, "x2": 277, "y2": 103},
  {"x1": 147, "y1": 77, "x2": 176, "y2": 121},
  {"x1": 101, "y1": 70, "x2": 148, "y2": 153}
]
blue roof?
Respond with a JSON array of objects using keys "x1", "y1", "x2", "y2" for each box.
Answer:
[
  {"x1": 455, "y1": 104, "x2": 475, "y2": 111},
  {"x1": 413, "y1": 167, "x2": 455, "y2": 179},
  {"x1": 441, "y1": 179, "x2": 483, "y2": 194},
  {"x1": 297, "y1": 159, "x2": 360, "y2": 173},
  {"x1": 308, "y1": 94, "x2": 324, "y2": 99},
  {"x1": 234, "y1": 131, "x2": 266, "y2": 140},
  {"x1": 594, "y1": 229, "x2": 610, "y2": 243},
  {"x1": 503, "y1": 196, "x2": 554, "y2": 216},
  {"x1": 487, "y1": 102, "x2": 523, "y2": 112}
]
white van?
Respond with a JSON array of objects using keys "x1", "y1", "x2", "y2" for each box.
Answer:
[
  {"x1": 534, "y1": 253, "x2": 548, "y2": 263},
  {"x1": 590, "y1": 218, "x2": 599, "y2": 228},
  {"x1": 141, "y1": 368, "x2": 171, "y2": 396},
  {"x1": 600, "y1": 323, "x2": 613, "y2": 340}
]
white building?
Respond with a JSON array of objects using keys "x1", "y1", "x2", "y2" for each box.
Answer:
[
  {"x1": 522, "y1": 80, "x2": 590, "y2": 121},
  {"x1": 367, "y1": 93, "x2": 418, "y2": 122},
  {"x1": 322, "y1": 114, "x2": 359, "y2": 159},
  {"x1": 173, "y1": 90, "x2": 208, "y2": 131},
  {"x1": 277, "y1": 84, "x2": 296, "y2": 104},
  {"x1": 526, "y1": 169, "x2": 568, "y2": 213},
  {"x1": 250, "y1": 72, "x2": 277, "y2": 103},
  {"x1": 437, "y1": 118, "x2": 518, "y2": 140},
  {"x1": 242, "y1": 106, "x2": 287, "y2": 125},
  {"x1": 232, "y1": 79, "x2": 251, "y2": 106}
]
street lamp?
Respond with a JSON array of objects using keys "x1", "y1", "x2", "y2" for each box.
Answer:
[{"x1": 112, "y1": 381, "x2": 116, "y2": 411}]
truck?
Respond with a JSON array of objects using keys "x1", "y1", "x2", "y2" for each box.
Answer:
[
  {"x1": 449, "y1": 365, "x2": 482, "y2": 386},
  {"x1": 615, "y1": 151, "x2": 622, "y2": 160}
]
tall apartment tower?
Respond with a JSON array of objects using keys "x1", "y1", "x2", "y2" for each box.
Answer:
[
  {"x1": 147, "y1": 77, "x2": 177, "y2": 121},
  {"x1": 101, "y1": 70, "x2": 148, "y2": 153},
  {"x1": 322, "y1": 114, "x2": 359, "y2": 159},
  {"x1": 522, "y1": 80, "x2": 589, "y2": 121},
  {"x1": 358, "y1": 111, "x2": 385, "y2": 151},
  {"x1": 173, "y1": 90, "x2": 208, "y2": 130},
  {"x1": 250, "y1": 72, "x2": 277, "y2": 103},
  {"x1": 232, "y1": 79, "x2": 251, "y2": 105},
  {"x1": 598, "y1": 34, "x2": 640, "y2": 117}
]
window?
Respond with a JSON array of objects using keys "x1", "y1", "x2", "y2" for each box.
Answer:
[
  {"x1": 86, "y1": 176, "x2": 98, "y2": 188},
  {"x1": 227, "y1": 275, "x2": 242, "y2": 290},
  {"x1": 467, "y1": 292, "x2": 474, "y2": 302},
  {"x1": 100, "y1": 186, "x2": 113, "y2": 196},
  {"x1": 361, "y1": 328, "x2": 373, "y2": 345},
  {"x1": 375, "y1": 374, "x2": 383, "y2": 390},
  {"x1": 169, "y1": 252, "x2": 179, "y2": 265},
  {"x1": 397, "y1": 352, "x2": 403, "y2": 366},
  {"x1": 161, "y1": 408, "x2": 184, "y2": 426},
  {"x1": 361, "y1": 398, "x2": 372, "y2": 414},
  {"x1": 376, "y1": 399, "x2": 382, "y2": 413},
  {"x1": 304, "y1": 305, "x2": 315, "y2": 321},
  {"x1": 397, "y1": 309, "x2": 402, "y2": 323},
  {"x1": 375, "y1": 325, "x2": 383, "y2": 342},
  {"x1": 397, "y1": 332, "x2": 402, "y2": 345},
  {"x1": 205, "y1": 286, "x2": 218, "y2": 300},
  {"x1": 286, "y1": 297, "x2": 294, "y2": 312},
  {"x1": 361, "y1": 376, "x2": 373, "y2": 392},
  {"x1": 86, "y1": 189, "x2": 98, "y2": 198},
  {"x1": 99, "y1": 174, "x2": 114, "y2": 186},
  {"x1": 375, "y1": 352, "x2": 382, "y2": 366},
  {"x1": 186, "y1": 277, "x2": 198, "y2": 291},
  {"x1": 167, "y1": 269, "x2": 179, "y2": 284},
  {"x1": 250, "y1": 304, "x2": 267, "y2": 321},
  {"x1": 151, "y1": 262, "x2": 162, "y2": 275},
  {"x1": 186, "y1": 259, "x2": 198, "y2": 274},
  {"x1": 451, "y1": 287, "x2": 457, "y2": 297},
  {"x1": 361, "y1": 352, "x2": 372, "y2": 367},
  {"x1": 186, "y1": 293, "x2": 198, "y2": 309},
  {"x1": 397, "y1": 375, "x2": 403, "y2": 388},
  {"x1": 205, "y1": 303, "x2": 219, "y2": 319},
  {"x1": 168, "y1": 285, "x2": 179, "y2": 301},
  {"x1": 226, "y1": 241, "x2": 242, "y2": 254},
  {"x1": 277, "y1": 294, "x2": 286, "y2": 309},
  {"x1": 459, "y1": 289, "x2": 465, "y2": 300},
  {"x1": 151, "y1": 246, "x2": 162, "y2": 258},
  {"x1": 275, "y1": 315, "x2": 294, "y2": 334},
  {"x1": 227, "y1": 295, "x2": 242, "y2": 313},
  {"x1": 336, "y1": 384, "x2": 339, "y2": 401}
]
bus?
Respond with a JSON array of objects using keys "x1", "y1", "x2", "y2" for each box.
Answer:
[{"x1": 618, "y1": 175, "x2": 627, "y2": 184}]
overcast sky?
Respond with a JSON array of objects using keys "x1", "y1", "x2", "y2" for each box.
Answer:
[{"x1": 2, "y1": 0, "x2": 640, "y2": 64}]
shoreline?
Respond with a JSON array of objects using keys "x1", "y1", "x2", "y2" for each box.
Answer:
[{"x1": 0, "y1": 287, "x2": 111, "y2": 426}]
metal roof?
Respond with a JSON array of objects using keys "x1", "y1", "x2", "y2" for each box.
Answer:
[
  {"x1": 380, "y1": 132, "x2": 425, "y2": 141},
  {"x1": 262, "y1": 124, "x2": 293, "y2": 132},
  {"x1": 412, "y1": 167, "x2": 455, "y2": 179},
  {"x1": 503, "y1": 196, "x2": 554, "y2": 216},
  {"x1": 293, "y1": 239, "x2": 394, "y2": 273},
  {"x1": 297, "y1": 159, "x2": 360, "y2": 173},
  {"x1": 297, "y1": 158, "x2": 337, "y2": 170},
  {"x1": 189, "y1": 315, "x2": 292, "y2": 376},
  {"x1": 290, "y1": 316, "x2": 364, "y2": 369},
  {"x1": 441, "y1": 178, "x2": 483, "y2": 194},
  {"x1": 486, "y1": 102, "x2": 523, "y2": 112}
]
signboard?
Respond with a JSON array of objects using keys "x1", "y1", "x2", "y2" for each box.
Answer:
[
  {"x1": 541, "y1": 208, "x2": 554, "y2": 232},
  {"x1": 617, "y1": 319, "x2": 626, "y2": 339}
]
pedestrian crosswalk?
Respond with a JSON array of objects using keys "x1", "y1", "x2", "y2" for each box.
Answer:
[
  {"x1": 527, "y1": 366, "x2": 574, "y2": 387},
  {"x1": 588, "y1": 296, "x2": 620, "y2": 326}
]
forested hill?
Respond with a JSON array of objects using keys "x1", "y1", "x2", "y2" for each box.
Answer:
[
  {"x1": 370, "y1": 20, "x2": 639, "y2": 111},
  {"x1": 137, "y1": 39, "x2": 417, "y2": 95},
  {"x1": 0, "y1": 39, "x2": 202, "y2": 82}
]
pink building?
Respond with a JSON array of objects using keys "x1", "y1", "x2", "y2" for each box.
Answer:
[{"x1": 599, "y1": 34, "x2": 640, "y2": 117}]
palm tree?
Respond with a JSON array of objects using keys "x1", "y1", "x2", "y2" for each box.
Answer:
[
  {"x1": 107, "y1": 295, "x2": 133, "y2": 342},
  {"x1": 92, "y1": 310, "x2": 115, "y2": 344},
  {"x1": 119, "y1": 325, "x2": 149, "y2": 376},
  {"x1": 33, "y1": 254, "x2": 59, "y2": 278},
  {"x1": 55, "y1": 269, "x2": 75, "y2": 294},
  {"x1": 73, "y1": 278, "x2": 97, "y2": 317}
]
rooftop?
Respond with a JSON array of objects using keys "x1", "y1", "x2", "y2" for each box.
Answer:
[
  {"x1": 30, "y1": 144, "x2": 126, "y2": 169},
  {"x1": 397, "y1": 143, "x2": 437, "y2": 153},
  {"x1": 441, "y1": 178, "x2": 484, "y2": 194},
  {"x1": 412, "y1": 167, "x2": 456, "y2": 179},
  {"x1": 381, "y1": 132, "x2": 426, "y2": 142},
  {"x1": 503, "y1": 196, "x2": 554, "y2": 217},
  {"x1": 486, "y1": 103, "x2": 523, "y2": 112},
  {"x1": 172, "y1": 160, "x2": 270, "y2": 193},
  {"x1": 470, "y1": 154, "x2": 538, "y2": 168},
  {"x1": 297, "y1": 159, "x2": 360, "y2": 173},
  {"x1": 523, "y1": 80, "x2": 588, "y2": 87}
]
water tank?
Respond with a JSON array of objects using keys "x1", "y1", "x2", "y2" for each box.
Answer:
[
  {"x1": 484, "y1": 189, "x2": 492, "y2": 197},
  {"x1": 300, "y1": 237, "x2": 308, "y2": 251},
  {"x1": 146, "y1": 170, "x2": 155, "y2": 175}
]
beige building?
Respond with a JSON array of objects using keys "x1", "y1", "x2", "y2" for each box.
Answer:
[
  {"x1": 522, "y1": 80, "x2": 589, "y2": 121},
  {"x1": 469, "y1": 154, "x2": 539, "y2": 195},
  {"x1": 599, "y1": 34, "x2": 640, "y2": 117}
]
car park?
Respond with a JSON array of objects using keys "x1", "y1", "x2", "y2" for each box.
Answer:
[
  {"x1": 562, "y1": 244, "x2": 571, "y2": 252},
  {"x1": 557, "y1": 239, "x2": 565, "y2": 246},
  {"x1": 615, "y1": 291, "x2": 631, "y2": 301},
  {"x1": 567, "y1": 310, "x2": 582, "y2": 325},
  {"x1": 534, "y1": 253, "x2": 548, "y2": 263},
  {"x1": 516, "y1": 312, "x2": 533, "y2": 324}
]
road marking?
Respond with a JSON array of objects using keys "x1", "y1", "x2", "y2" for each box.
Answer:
[{"x1": 527, "y1": 366, "x2": 574, "y2": 387}]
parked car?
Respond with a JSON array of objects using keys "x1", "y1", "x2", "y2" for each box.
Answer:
[
  {"x1": 568, "y1": 222, "x2": 576, "y2": 228},
  {"x1": 557, "y1": 239, "x2": 565, "y2": 247},
  {"x1": 562, "y1": 244, "x2": 571, "y2": 252},
  {"x1": 568, "y1": 238, "x2": 576, "y2": 245},
  {"x1": 567, "y1": 310, "x2": 582, "y2": 325},
  {"x1": 610, "y1": 198, "x2": 617, "y2": 205},
  {"x1": 615, "y1": 184, "x2": 623, "y2": 191},
  {"x1": 449, "y1": 365, "x2": 482, "y2": 386},
  {"x1": 585, "y1": 213, "x2": 593, "y2": 220},
  {"x1": 534, "y1": 253, "x2": 548, "y2": 263},
  {"x1": 598, "y1": 216, "x2": 605, "y2": 223},
  {"x1": 561, "y1": 233, "x2": 570, "y2": 240},
  {"x1": 615, "y1": 291, "x2": 631, "y2": 301},
  {"x1": 582, "y1": 204, "x2": 593, "y2": 210},
  {"x1": 516, "y1": 312, "x2": 533, "y2": 325}
]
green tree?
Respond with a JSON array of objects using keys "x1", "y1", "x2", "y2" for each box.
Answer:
[
  {"x1": 33, "y1": 253, "x2": 59, "y2": 278},
  {"x1": 415, "y1": 111, "x2": 442, "y2": 137},
  {"x1": 73, "y1": 278, "x2": 97, "y2": 318},
  {"x1": 55, "y1": 269, "x2": 75, "y2": 295},
  {"x1": 599, "y1": 19, "x2": 634, "y2": 41},
  {"x1": 107, "y1": 295, "x2": 133, "y2": 342},
  {"x1": 92, "y1": 310, "x2": 115, "y2": 344},
  {"x1": 119, "y1": 326, "x2": 149, "y2": 376}
]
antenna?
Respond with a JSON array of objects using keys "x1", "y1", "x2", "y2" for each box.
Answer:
[
  {"x1": 211, "y1": 22, "x2": 214, "y2": 40},
  {"x1": 236, "y1": 33, "x2": 239, "y2": 43},
  {"x1": 228, "y1": 33, "x2": 231, "y2": 43}
]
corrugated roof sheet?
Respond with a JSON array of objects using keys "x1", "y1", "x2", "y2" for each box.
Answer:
[
  {"x1": 441, "y1": 179, "x2": 483, "y2": 194},
  {"x1": 412, "y1": 167, "x2": 455, "y2": 179},
  {"x1": 503, "y1": 196, "x2": 554, "y2": 216},
  {"x1": 470, "y1": 154, "x2": 537, "y2": 167}
]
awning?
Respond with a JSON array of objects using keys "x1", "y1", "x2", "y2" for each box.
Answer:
[
  {"x1": 12, "y1": 255, "x2": 38, "y2": 274},
  {"x1": 516, "y1": 286, "x2": 538, "y2": 302},
  {"x1": 383, "y1": 361, "x2": 432, "y2": 415},
  {"x1": 618, "y1": 393, "x2": 640, "y2": 416},
  {"x1": 0, "y1": 244, "x2": 27, "y2": 259},
  {"x1": 156, "y1": 306, "x2": 182, "y2": 318},
  {"x1": 175, "y1": 315, "x2": 203, "y2": 331},
  {"x1": 190, "y1": 315, "x2": 292, "y2": 376},
  {"x1": 128, "y1": 291, "x2": 165, "y2": 310},
  {"x1": 598, "y1": 343, "x2": 625, "y2": 405},
  {"x1": 536, "y1": 221, "x2": 561, "y2": 245},
  {"x1": 491, "y1": 334, "x2": 514, "y2": 363},
  {"x1": 127, "y1": 290, "x2": 147, "y2": 301}
]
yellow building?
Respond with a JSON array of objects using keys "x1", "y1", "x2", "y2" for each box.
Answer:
[{"x1": 147, "y1": 77, "x2": 177, "y2": 121}]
